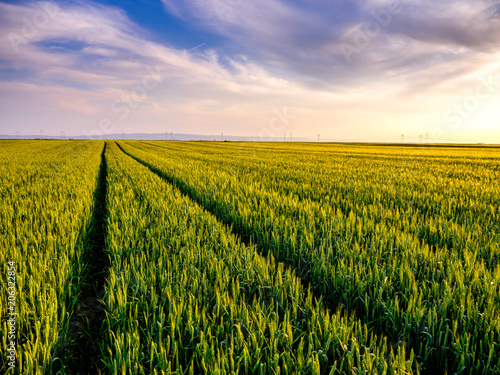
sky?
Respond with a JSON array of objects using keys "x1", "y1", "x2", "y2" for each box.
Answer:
[{"x1": 0, "y1": 0, "x2": 499, "y2": 142}]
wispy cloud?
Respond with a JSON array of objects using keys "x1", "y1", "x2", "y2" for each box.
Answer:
[
  {"x1": 161, "y1": 0, "x2": 500, "y2": 91},
  {"x1": 0, "y1": 1, "x2": 317, "y2": 134}
]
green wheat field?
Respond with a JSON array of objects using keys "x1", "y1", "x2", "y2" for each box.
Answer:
[{"x1": 1, "y1": 140, "x2": 499, "y2": 375}]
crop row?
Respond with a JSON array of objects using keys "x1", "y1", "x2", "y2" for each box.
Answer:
[
  {"x1": 118, "y1": 140, "x2": 500, "y2": 374},
  {"x1": 1, "y1": 141, "x2": 104, "y2": 374}
]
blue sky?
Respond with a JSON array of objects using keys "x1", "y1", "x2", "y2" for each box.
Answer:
[{"x1": 0, "y1": 0, "x2": 499, "y2": 142}]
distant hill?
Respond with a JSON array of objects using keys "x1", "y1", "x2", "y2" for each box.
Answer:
[{"x1": 0, "y1": 133, "x2": 316, "y2": 142}]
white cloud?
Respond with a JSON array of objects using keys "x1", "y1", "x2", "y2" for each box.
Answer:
[{"x1": 161, "y1": 0, "x2": 500, "y2": 90}]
